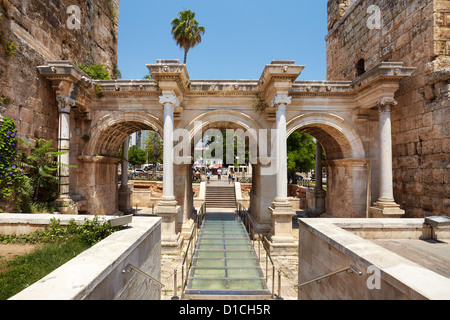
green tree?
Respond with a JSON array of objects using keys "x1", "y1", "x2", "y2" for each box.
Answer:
[
  {"x1": 171, "y1": 9, "x2": 205, "y2": 64},
  {"x1": 287, "y1": 132, "x2": 317, "y2": 183},
  {"x1": 128, "y1": 145, "x2": 146, "y2": 167},
  {"x1": 144, "y1": 132, "x2": 163, "y2": 165}
]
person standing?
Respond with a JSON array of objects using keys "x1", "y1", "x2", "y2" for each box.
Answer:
[
  {"x1": 207, "y1": 170, "x2": 211, "y2": 184},
  {"x1": 217, "y1": 168, "x2": 222, "y2": 180},
  {"x1": 228, "y1": 170, "x2": 234, "y2": 185}
]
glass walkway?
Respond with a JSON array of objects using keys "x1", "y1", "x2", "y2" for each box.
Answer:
[{"x1": 183, "y1": 211, "x2": 273, "y2": 300}]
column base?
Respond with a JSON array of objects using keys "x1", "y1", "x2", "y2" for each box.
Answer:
[
  {"x1": 156, "y1": 199, "x2": 183, "y2": 253},
  {"x1": 370, "y1": 199, "x2": 405, "y2": 218},
  {"x1": 55, "y1": 195, "x2": 78, "y2": 215},
  {"x1": 306, "y1": 190, "x2": 326, "y2": 217},
  {"x1": 118, "y1": 186, "x2": 133, "y2": 214},
  {"x1": 267, "y1": 239, "x2": 298, "y2": 256},
  {"x1": 268, "y1": 199, "x2": 297, "y2": 256}
]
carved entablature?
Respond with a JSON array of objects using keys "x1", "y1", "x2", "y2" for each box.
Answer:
[
  {"x1": 37, "y1": 61, "x2": 95, "y2": 112},
  {"x1": 258, "y1": 60, "x2": 305, "y2": 104},
  {"x1": 147, "y1": 59, "x2": 190, "y2": 97},
  {"x1": 352, "y1": 62, "x2": 415, "y2": 109}
]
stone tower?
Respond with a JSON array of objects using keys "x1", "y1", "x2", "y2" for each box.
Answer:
[
  {"x1": 327, "y1": 0, "x2": 354, "y2": 31},
  {"x1": 326, "y1": 0, "x2": 450, "y2": 217},
  {"x1": 0, "y1": 0, "x2": 119, "y2": 143}
]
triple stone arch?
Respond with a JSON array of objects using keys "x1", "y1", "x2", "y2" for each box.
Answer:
[{"x1": 84, "y1": 108, "x2": 367, "y2": 223}]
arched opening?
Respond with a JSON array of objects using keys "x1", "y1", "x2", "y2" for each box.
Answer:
[
  {"x1": 177, "y1": 111, "x2": 263, "y2": 235},
  {"x1": 75, "y1": 112, "x2": 164, "y2": 216},
  {"x1": 286, "y1": 113, "x2": 368, "y2": 218}
]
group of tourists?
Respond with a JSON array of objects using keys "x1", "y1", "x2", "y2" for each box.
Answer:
[{"x1": 194, "y1": 167, "x2": 235, "y2": 184}]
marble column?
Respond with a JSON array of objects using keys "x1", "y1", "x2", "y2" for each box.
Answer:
[
  {"x1": 156, "y1": 92, "x2": 182, "y2": 252},
  {"x1": 55, "y1": 95, "x2": 77, "y2": 214},
  {"x1": 269, "y1": 94, "x2": 296, "y2": 255},
  {"x1": 275, "y1": 97, "x2": 289, "y2": 201},
  {"x1": 118, "y1": 137, "x2": 132, "y2": 213},
  {"x1": 370, "y1": 98, "x2": 405, "y2": 218}
]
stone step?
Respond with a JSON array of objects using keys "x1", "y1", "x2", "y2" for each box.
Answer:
[{"x1": 205, "y1": 185, "x2": 236, "y2": 209}]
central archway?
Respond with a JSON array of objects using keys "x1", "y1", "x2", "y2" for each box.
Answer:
[{"x1": 173, "y1": 110, "x2": 268, "y2": 235}]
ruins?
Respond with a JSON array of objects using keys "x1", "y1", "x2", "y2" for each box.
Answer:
[{"x1": 0, "y1": 0, "x2": 448, "y2": 255}]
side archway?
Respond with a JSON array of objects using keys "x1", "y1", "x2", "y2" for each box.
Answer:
[
  {"x1": 77, "y1": 111, "x2": 164, "y2": 216},
  {"x1": 286, "y1": 113, "x2": 366, "y2": 159},
  {"x1": 286, "y1": 112, "x2": 368, "y2": 218},
  {"x1": 86, "y1": 111, "x2": 164, "y2": 156}
]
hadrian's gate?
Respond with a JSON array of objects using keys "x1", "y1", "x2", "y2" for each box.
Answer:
[{"x1": 37, "y1": 59, "x2": 414, "y2": 253}]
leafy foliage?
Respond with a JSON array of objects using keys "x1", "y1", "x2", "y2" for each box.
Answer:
[
  {"x1": 287, "y1": 132, "x2": 317, "y2": 182},
  {"x1": 128, "y1": 145, "x2": 147, "y2": 166},
  {"x1": 0, "y1": 216, "x2": 119, "y2": 246},
  {"x1": 144, "y1": 132, "x2": 163, "y2": 165},
  {"x1": 19, "y1": 139, "x2": 70, "y2": 202},
  {"x1": 0, "y1": 217, "x2": 119, "y2": 300},
  {"x1": 77, "y1": 64, "x2": 110, "y2": 80},
  {"x1": 0, "y1": 117, "x2": 26, "y2": 201}
]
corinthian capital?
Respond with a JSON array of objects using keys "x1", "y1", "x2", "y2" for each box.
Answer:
[
  {"x1": 159, "y1": 92, "x2": 180, "y2": 107},
  {"x1": 272, "y1": 94, "x2": 292, "y2": 108},
  {"x1": 57, "y1": 95, "x2": 76, "y2": 114}
]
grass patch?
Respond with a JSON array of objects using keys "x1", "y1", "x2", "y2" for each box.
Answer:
[
  {"x1": 0, "y1": 238, "x2": 90, "y2": 300},
  {"x1": 0, "y1": 216, "x2": 120, "y2": 300}
]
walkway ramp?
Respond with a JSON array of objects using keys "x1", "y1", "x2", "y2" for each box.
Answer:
[{"x1": 183, "y1": 211, "x2": 272, "y2": 300}]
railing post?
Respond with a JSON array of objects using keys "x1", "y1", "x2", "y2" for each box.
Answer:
[
  {"x1": 182, "y1": 264, "x2": 185, "y2": 291},
  {"x1": 266, "y1": 254, "x2": 268, "y2": 282},
  {"x1": 272, "y1": 265, "x2": 275, "y2": 299},
  {"x1": 174, "y1": 269, "x2": 177, "y2": 297},
  {"x1": 278, "y1": 269, "x2": 282, "y2": 299},
  {"x1": 258, "y1": 237, "x2": 261, "y2": 261}
]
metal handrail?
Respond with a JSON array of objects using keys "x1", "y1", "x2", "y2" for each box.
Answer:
[
  {"x1": 297, "y1": 264, "x2": 362, "y2": 289},
  {"x1": 176, "y1": 202, "x2": 206, "y2": 299},
  {"x1": 236, "y1": 202, "x2": 281, "y2": 299},
  {"x1": 122, "y1": 263, "x2": 165, "y2": 287}
]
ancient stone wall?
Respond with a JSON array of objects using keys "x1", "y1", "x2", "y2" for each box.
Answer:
[
  {"x1": 326, "y1": 0, "x2": 450, "y2": 217},
  {"x1": 0, "y1": 0, "x2": 119, "y2": 143}
]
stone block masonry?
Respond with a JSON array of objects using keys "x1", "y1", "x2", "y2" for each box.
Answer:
[
  {"x1": 326, "y1": 0, "x2": 450, "y2": 218},
  {"x1": 0, "y1": 0, "x2": 119, "y2": 143}
]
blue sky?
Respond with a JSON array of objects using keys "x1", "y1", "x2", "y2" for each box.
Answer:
[{"x1": 118, "y1": 0, "x2": 328, "y2": 81}]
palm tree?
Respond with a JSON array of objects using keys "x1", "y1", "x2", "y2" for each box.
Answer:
[{"x1": 171, "y1": 10, "x2": 205, "y2": 64}]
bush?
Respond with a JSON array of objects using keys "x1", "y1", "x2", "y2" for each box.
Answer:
[
  {"x1": 77, "y1": 64, "x2": 110, "y2": 80},
  {"x1": 0, "y1": 216, "x2": 119, "y2": 246},
  {"x1": 37, "y1": 216, "x2": 119, "y2": 246},
  {"x1": 0, "y1": 117, "x2": 28, "y2": 202}
]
